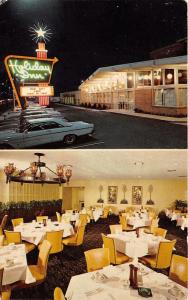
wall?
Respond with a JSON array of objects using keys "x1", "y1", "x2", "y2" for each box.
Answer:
[
  {"x1": 0, "y1": 170, "x2": 9, "y2": 203},
  {"x1": 68, "y1": 178, "x2": 187, "y2": 213}
]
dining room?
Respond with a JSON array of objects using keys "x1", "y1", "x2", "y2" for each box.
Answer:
[{"x1": 0, "y1": 149, "x2": 187, "y2": 300}]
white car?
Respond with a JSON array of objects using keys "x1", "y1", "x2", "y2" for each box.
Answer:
[{"x1": 0, "y1": 117, "x2": 94, "y2": 149}]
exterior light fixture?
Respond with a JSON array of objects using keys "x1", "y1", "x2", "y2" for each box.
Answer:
[
  {"x1": 4, "y1": 153, "x2": 72, "y2": 185},
  {"x1": 167, "y1": 73, "x2": 173, "y2": 80}
]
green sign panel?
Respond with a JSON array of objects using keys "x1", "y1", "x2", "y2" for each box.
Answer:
[{"x1": 7, "y1": 57, "x2": 53, "y2": 84}]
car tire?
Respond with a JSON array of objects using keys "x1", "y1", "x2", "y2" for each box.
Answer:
[{"x1": 63, "y1": 134, "x2": 76, "y2": 146}]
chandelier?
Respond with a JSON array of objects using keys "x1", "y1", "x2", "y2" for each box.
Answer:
[{"x1": 4, "y1": 153, "x2": 72, "y2": 185}]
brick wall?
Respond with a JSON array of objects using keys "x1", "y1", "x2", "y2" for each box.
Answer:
[{"x1": 135, "y1": 89, "x2": 187, "y2": 116}]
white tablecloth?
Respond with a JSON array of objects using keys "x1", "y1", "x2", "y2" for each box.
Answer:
[
  {"x1": 176, "y1": 216, "x2": 188, "y2": 230},
  {"x1": 93, "y1": 209, "x2": 103, "y2": 222},
  {"x1": 62, "y1": 213, "x2": 80, "y2": 223},
  {"x1": 65, "y1": 263, "x2": 187, "y2": 300},
  {"x1": 15, "y1": 221, "x2": 74, "y2": 245},
  {"x1": 108, "y1": 232, "x2": 166, "y2": 257},
  {"x1": 127, "y1": 216, "x2": 151, "y2": 229},
  {"x1": 0, "y1": 244, "x2": 36, "y2": 285}
]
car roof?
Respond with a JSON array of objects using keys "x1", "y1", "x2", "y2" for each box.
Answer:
[{"x1": 27, "y1": 117, "x2": 65, "y2": 124}]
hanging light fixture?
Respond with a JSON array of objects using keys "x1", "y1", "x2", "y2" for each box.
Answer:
[{"x1": 4, "y1": 153, "x2": 72, "y2": 185}]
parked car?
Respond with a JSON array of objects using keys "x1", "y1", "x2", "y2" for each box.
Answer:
[{"x1": 0, "y1": 117, "x2": 94, "y2": 149}]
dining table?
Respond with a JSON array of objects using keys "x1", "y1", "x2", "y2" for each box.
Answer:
[
  {"x1": 0, "y1": 244, "x2": 36, "y2": 286},
  {"x1": 65, "y1": 262, "x2": 187, "y2": 300},
  {"x1": 108, "y1": 231, "x2": 168, "y2": 258},
  {"x1": 14, "y1": 220, "x2": 74, "y2": 246},
  {"x1": 127, "y1": 214, "x2": 152, "y2": 229}
]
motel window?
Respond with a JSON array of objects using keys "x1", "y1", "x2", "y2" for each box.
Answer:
[
  {"x1": 165, "y1": 69, "x2": 174, "y2": 85},
  {"x1": 154, "y1": 89, "x2": 176, "y2": 107},
  {"x1": 178, "y1": 70, "x2": 187, "y2": 84},
  {"x1": 137, "y1": 71, "x2": 151, "y2": 86},
  {"x1": 153, "y1": 70, "x2": 163, "y2": 86},
  {"x1": 127, "y1": 73, "x2": 134, "y2": 88}
]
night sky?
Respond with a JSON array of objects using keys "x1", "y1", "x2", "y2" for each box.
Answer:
[{"x1": 0, "y1": 0, "x2": 187, "y2": 96}]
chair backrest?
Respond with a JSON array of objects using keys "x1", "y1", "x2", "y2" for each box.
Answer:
[
  {"x1": 0, "y1": 235, "x2": 4, "y2": 247},
  {"x1": 103, "y1": 208, "x2": 109, "y2": 218},
  {"x1": 169, "y1": 254, "x2": 188, "y2": 288},
  {"x1": 56, "y1": 212, "x2": 61, "y2": 223},
  {"x1": 36, "y1": 216, "x2": 48, "y2": 222},
  {"x1": 46, "y1": 231, "x2": 63, "y2": 254},
  {"x1": 0, "y1": 268, "x2": 3, "y2": 293},
  {"x1": 37, "y1": 240, "x2": 52, "y2": 276},
  {"x1": 109, "y1": 224, "x2": 122, "y2": 234},
  {"x1": 75, "y1": 226, "x2": 85, "y2": 245},
  {"x1": 152, "y1": 227, "x2": 167, "y2": 238},
  {"x1": 54, "y1": 287, "x2": 65, "y2": 300},
  {"x1": 119, "y1": 215, "x2": 127, "y2": 229},
  {"x1": 0, "y1": 215, "x2": 8, "y2": 231},
  {"x1": 151, "y1": 218, "x2": 159, "y2": 228},
  {"x1": 11, "y1": 218, "x2": 24, "y2": 228},
  {"x1": 102, "y1": 234, "x2": 116, "y2": 264},
  {"x1": 4, "y1": 230, "x2": 22, "y2": 244},
  {"x1": 84, "y1": 248, "x2": 110, "y2": 272},
  {"x1": 79, "y1": 214, "x2": 88, "y2": 226},
  {"x1": 156, "y1": 240, "x2": 176, "y2": 268}
]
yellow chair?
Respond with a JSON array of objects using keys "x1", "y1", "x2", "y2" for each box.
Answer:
[
  {"x1": 109, "y1": 224, "x2": 123, "y2": 234},
  {"x1": 119, "y1": 216, "x2": 133, "y2": 231},
  {"x1": 0, "y1": 215, "x2": 8, "y2": 233},
  {"x1": 62, "y1": 226, "x2": 85, "y2": 246},
  {"x1": 0, "y1": 268, "x2": 11, "y2": 300},
  {"x1": 139, "y1": 240, "x2": 176, "y2": 269},
  {"x1": 11, "y1": 218, "x2": 24, "y2": 228},
  {"x1": 101, "y1": 208, "x2": 109, "y2": 219},
  {"x1": 0, "y1": 235, "x2": 4, "y2": 247},
  {"x1": 84, "y1": 248, "x2": 110, "y2": 272},
  {"x1": 39, "y1": 231, "x2": 63, "y2": 254},
  {"x1": 54, "y1": 287, "x2": 65, "y2": 300},
  {"x1": 145, "y1": 218, "x2": 159, "y2": 234},
  {"x1": 169, "y1": 254, "x2": 188, "y2": 288},
  {"x1": 102, "y1": 234, "x2": 129, "y2": 265},
  {"x1": 79, "y1": 214, "x2": 88, "y2": 226},
  {"x1": 152, "y1": 227, "x2": 167, "y2": 238},
  {"x1": 36, "y1": 216, "x2": 48, "y2": 222},
  {"x1": 18, "y1": 240, "x2": 51, "y2": 288},
  {"x1": 56, "y1": 212, "x2": 61, "y2": 223},
  {"x1": 4, "y1": 231, "x2": 35, "y2": 254}
]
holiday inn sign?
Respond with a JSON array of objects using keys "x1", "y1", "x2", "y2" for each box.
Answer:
[{"x1": 4, "y1": 55, "x2": 58, "y2": 108}]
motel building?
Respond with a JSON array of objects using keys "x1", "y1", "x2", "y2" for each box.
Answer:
[{"x1": 61, "y1": 40, "x2": 187, "y2": 117}]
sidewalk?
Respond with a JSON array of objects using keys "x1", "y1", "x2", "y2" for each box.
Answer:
[{"x1": 63, "y1": 105, "x2": 187, "y2": 125}]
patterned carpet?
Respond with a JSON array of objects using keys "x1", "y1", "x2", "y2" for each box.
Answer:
[{"x1": 11, "y1": 215, "x2": 187, "y2": 300}]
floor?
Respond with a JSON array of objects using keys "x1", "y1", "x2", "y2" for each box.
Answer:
[{"x1": 11, "y1": 215, "x2": 187, "y2": 300}]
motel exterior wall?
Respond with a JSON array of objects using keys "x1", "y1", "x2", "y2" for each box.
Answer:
[
  {"x1": 60, "y1": 90, "x2": 80, "y2": 106},
  {"x1": 78, "y1": 56, "x2": 187, "y2": 117}
]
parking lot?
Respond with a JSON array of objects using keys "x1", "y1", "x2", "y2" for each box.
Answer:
[{"x1": 0, "y1": 104, "x2": 186, "y2": 149}]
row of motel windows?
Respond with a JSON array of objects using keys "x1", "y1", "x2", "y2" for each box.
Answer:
[
  {"x1": 84, "y1": 87, "x2": 186, "y2": 107},
  {"x1": 84, "y1": 69, "x2": 187, "y2": 92}
]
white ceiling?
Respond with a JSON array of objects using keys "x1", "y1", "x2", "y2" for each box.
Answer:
[{"x1": 0, "y1": 150, "x2": 186, "y2": 180}]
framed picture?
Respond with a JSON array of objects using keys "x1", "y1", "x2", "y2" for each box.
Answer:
[
  {"x1": 108, "y1": 186, "x2": 118, "y2": 204},
  {"x1": 132, "y1": 186, "x2": 143, "y2": 205}
]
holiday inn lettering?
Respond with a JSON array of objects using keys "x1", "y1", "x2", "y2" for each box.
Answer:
[{"x1": 4, "y1": 55, "x2": 58, "y2": 108}]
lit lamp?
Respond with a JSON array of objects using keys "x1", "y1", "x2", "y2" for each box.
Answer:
[
  {"x1": 4, "y1": 153, "x2": 72, "y2": 186},
  {"x1": 4, "y1": 163, "x2": 16, "y2": 183}
]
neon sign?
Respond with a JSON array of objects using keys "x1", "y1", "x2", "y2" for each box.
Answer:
[
  {"x1": 7, "y1": 58, "x2": 53, "y2": 83},
  {"x1": 4, "y1": 55, "x2": 58, "y2": 108}
]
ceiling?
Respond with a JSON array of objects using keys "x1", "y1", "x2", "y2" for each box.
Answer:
[{"x1": 0, "y1": 150, "x2": 186, "y2": 180}]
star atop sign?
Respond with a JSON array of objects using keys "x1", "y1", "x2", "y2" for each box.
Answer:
[
  {"x1": 36, "y1": 27, "x2": 46, "y2": 39},
  {"x1": 29, "y1": 23, "x2": 52, "y2": 44}
]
